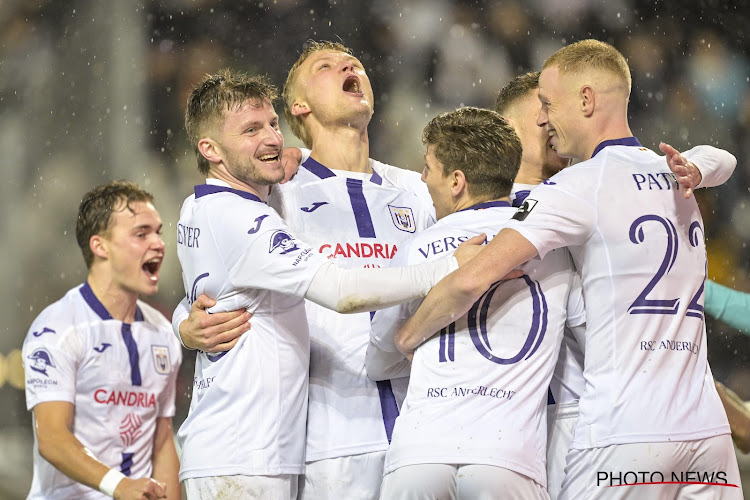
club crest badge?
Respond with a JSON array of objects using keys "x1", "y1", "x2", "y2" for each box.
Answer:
[
  {"x1": 151, "y1": 346, "x2": 170, "y2": 375},
  {"x1": 388, "y1": 205, "x2": 416, "y2": 233}
]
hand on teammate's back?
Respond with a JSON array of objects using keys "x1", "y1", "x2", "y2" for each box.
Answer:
[
  {"x1": 180, "y1": 294, "x2": 252, "y2": 352},
  {"x1": 660, "y1": 142, "x2": 702, "y2": 199},
  {"x1": 280, "y1": 147, "x2": 303, "y2": 184},
  {"x1": 452, "y1": 234, "x2": 486, "y2": 266},
  {"x1": 114, "y1": 477, "x2": 166, "y2": 500}
]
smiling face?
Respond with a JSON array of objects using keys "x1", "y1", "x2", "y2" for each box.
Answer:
[
  {"x1": 212, "y1": 98, "x2": 285, "y2": 190},
  {"x1": 293, "y1": 49, "x2": 374, "y2": 128},
  {"x1": 100, "y1": 200, "x2": 165, "y2": 297},
  {"x1": 537, "y1": 65, "x2": 585, "y2": 161},
  {"x1": 507, "y1": 89, "x2": 571, "y2": 179}
]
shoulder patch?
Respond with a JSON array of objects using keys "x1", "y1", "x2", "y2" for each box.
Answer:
[
  {"x1": 27, "y1": 348, "x2": 56, "y2": 377},
  {"x1": 512, "y1": 199, "x2": 538, "y2": 222},
  {"x1": 269, "y1": 230, "x2": 300, "y2": 254}
]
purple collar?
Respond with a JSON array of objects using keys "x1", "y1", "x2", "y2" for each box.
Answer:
[
  {"x1": 194, "y1": 183, "x2": 262, "y2": 203},
  {"x1": 80, "y1": 282, "x2": 143, "y2": 322},
  {"x1": 302, "y1": 157, "x2": 383, "y2": 185},
  {"x1": 458, "y1": 200, "x2": 511, "y2": 212},
  {"x1": 591, "y1": 137, "x2": 643, "y2": 158}
]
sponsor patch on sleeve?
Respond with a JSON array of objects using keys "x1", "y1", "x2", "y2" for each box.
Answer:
[{"x1": 512, "y1": 198, "x2": 538, "y2": 221}]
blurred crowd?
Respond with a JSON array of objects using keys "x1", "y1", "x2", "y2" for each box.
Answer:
[{"x1": 0, "y1": 0, "x2": 748, "y2": 497}]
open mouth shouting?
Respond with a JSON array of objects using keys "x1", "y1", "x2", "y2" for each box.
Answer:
[
  {"x1": 343, "y1": 75, "x2": 363, "y2": 96},
  {"x1": 142, "y1": 257, "x2": 162, "y2": 283}
]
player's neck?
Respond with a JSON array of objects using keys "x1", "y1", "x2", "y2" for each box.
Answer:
[
  {"x1": 206, "y1": 170, "x2": 271, "y2": 201},
  {"x1": 514, "y1": 161, "x2": 545, "y2": 186},
  {"x1": 86, "y1": 270, "x2": 139, "y2": 323},
  {"x1": 308, "y1": 126, "x2": 371, "y2": 174},
  {"x1": 454, "y1": 194, "x2": 511, "y2": 214},
  {"x1": 582, "y1": 113, "x2": 633, "y2": 160}
]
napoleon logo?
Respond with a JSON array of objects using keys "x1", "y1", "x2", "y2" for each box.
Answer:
[
  {"x1": 27, "y1": 348, "x2": 56, "y2": 377},
  {"x1": 388, "y1": 205, "x2": 416, "y2": 233},
  {"x1": 269, "y1": 230, "x2": 299, "y2": 254},
  {"x1": 151, "y1": 345, "x2": 170, "y2": 375},
  {"x1": 512, "y1": 198, "x2": 538, "y2": 222}
]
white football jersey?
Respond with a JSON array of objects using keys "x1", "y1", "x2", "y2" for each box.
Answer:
[
  {"x1": 23, "y1": 283, "x2": 181, "y2": 500},
  {"x1": 269, "y1": 157, "x2": 434, "y2": 462},
  {"x1": 176, "y1": 179, "x2": 328, "y2": 480},
  {"x1": 371, "y1": 202, "x2": 581, "y2": 488},
  {"x1": 512, "y1": 183, "x2": 586, "y2": 406},
  {"x1": 506, "y1": 138, "x2": 730, "y2": 449}
]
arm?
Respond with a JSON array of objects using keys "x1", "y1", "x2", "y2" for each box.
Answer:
[
  {"x1": 396, "y1": 228, "x2": 538, "y2": 357},
  {"x1": 660, "y1": 142, "x2": 736, "y2": 198},
  {"x1": 365, "y1": 340, "x2": 411, "y2": 380},
  {"x1": 715, "y1": 381, "x2": 750, "y2": 453},
  {"x1": 33, "y1": 401, "x2": 166, "y2": 499},
  {"x1": 172, "y1": 295, "x2": 251, "y2": 352},
  {"x1": 705, "y1": 279, "x2": 750, "y2": 334},
  {"x1": 305, "y1": 233, "x2": 484, "y2": 314},
  {"x1": 151, "y1": 418, "x2": 180, "y2": 499},
  {"x1": 366, "y1": 305, "x2": 416, "y2": 381}
]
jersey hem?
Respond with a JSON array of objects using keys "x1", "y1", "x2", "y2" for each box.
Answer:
[
  {"x1": 569, "y1": 424, "x2": 731, "y2": 449},
  {"x1": 179, "y1": 464, "x2": 304, "y2": 481},
  {"x1": 305, "y1": 441, "x2": 389, "y2": 462}
]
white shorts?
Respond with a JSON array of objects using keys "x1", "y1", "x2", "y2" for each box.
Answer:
[
  {"x1": 380, "y1": 463, "x2": 549, "y2": 500},
  {"x1": 559, "y1": 434, "x2": 743, "y2": 500},
  {"x1": 184, "y1": 474, "x2": 298, "y2": 500},
  {"x1": 546, "y1": 401, "x2": 579, "y2": 500},
  {"x1": 299, "y1": 451, "x2": 386, "y2": 500}
]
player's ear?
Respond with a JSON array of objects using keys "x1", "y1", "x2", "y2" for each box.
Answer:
[
  {"x1": 451, "y1": 169, "x2": 467, "y2": 197},
  {"x1": 580, "y1": 85, "x2": 595, "y2": 117},
  {"x1": 198, "y1": 138, "x2": 222, "y2": 165},
  {"x1": 291, "y1": 100, "x2": 311, "y2": 117},
  {"x1": 90, "y1": 234, "x2": 108, "y2": 260}
]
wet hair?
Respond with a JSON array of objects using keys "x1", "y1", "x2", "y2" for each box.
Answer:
[
  {"x1": 282, "y1": 40, "x2": 354, "y2": 148},
  {"x1": 422, "y1": 107, "x2": 522, "y2": 200},
  {"x1": 76, "y1": 180, "x2": 154, "y2": 268},
  {"x1": 543, "y1": 39, "x2": 631, "y2": 94},
  {"x1": 494, "y1": 71, "x2": 540, "y2": 115},
  {"x1": 185, "y1": 68, "x2": 278, "y2": 174}
]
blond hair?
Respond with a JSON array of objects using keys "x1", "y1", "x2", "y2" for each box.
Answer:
[
  {"x1": 282, "y1": 41, "x2": 353, "y2": 148},
  {"x1": 543, "y1": 39, "x2": 631, "y2": 94}
]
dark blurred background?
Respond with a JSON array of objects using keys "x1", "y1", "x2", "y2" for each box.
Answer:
[{"x1": 1, "y1": 0, "x2": 748, "y2": 497}]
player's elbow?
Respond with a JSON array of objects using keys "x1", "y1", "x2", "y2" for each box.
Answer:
[{"x1": 36, "y1": 430, "x2": 62, "y2": 466}]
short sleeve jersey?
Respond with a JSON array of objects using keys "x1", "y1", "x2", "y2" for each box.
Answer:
[
  {"x1": 269, "y1": 157, "x2": 434, "y2": 462},
  {"x1": 505, "y1": 138, "x2": 729, "y2": 449},
  {"x1": 176, "y1": 180, "x2": 327, "y2": 479},
  {"x1": 23, "y1": 284, "x2": 181, "y2": 500},
  {"x1": 371, "y1": 202, "x2": 579, "y2": 487}
]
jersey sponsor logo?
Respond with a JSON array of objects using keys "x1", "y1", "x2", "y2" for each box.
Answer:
[
  {"x1": 94, "y1": 343, "x2": 112, "y2": 353},
  {"x1": 269, "y1": 230, "x2": 300, "y2": 255},
  {"x1": 94, "y1": 389, "x2": 157, "y2": 408},
  {"x1": 512, "y1": 198, "x2": 538, "y2": 221},
  {"x1": 388, "y1": 205, "x2": 416, "y2": 233},
  {"x1": 151, "y1": 346, "x2": 170, "y2": 374},
  {"x1": 248, "y1": 214, "x2": 269, "y2": 234},
  {"x1": 119, "y1": 413, "x2": 143, "y2": 447},
  {"x1": 301, "y1": 201, "x2": 328, "y2": 213},
  {"x1": 319, "y1": 242, "x2": 397, "y2": 260},
  {"x1": 32, "y1": 327, "x2": 56, "y2": 337},
  {"x1": 27, "y1": 348, "x2": 56, "y2": 377}
]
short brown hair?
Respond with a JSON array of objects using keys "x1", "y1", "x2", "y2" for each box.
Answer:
[
  {"x1": 282, "y1": 41, "x2": 353, "y2": 149},
  {"x1": 422, "y1": 107, "x2": 522, "y2": 200},
  {"x1": 185, "y1": 68, "x2": 278, "y2": 174},
  {"x1": 76, "y1": 181, "x2": 154, "y2": 268},
  {"x1": 494, "y1": 72, "x2": 540, "y2": 115},
  {"x1": 543, "y1": 39, "x2": 631, "y2": 94}
]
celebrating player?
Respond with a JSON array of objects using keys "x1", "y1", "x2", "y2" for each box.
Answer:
[
  {"x1": 396, "y1": 39, "x2": 741, "y2": 499},
  {"x1": 367, "y1": 107, "x2": 582, "y2": 499},
  {"x1": 174, "y1": 69, "x2": 478, "y2": 500},
  {"x1": 23, "y1": 181, "x2": 181, "y2": 500}
]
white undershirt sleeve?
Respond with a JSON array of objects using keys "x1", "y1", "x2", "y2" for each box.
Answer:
[
  {"x1": 682, "y1": 145, "x2": 737, "y2": 189},
  {"x1": 305, "y1": 256, "x2": 458, "y2": 314},
  {"x1": 171, "y1": 297, "x2": 192, "y2": 349}
]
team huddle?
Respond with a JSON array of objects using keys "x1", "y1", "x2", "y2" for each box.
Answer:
[{"x1": 22, "y1": 38, "x2": 744, "y2": 500}]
